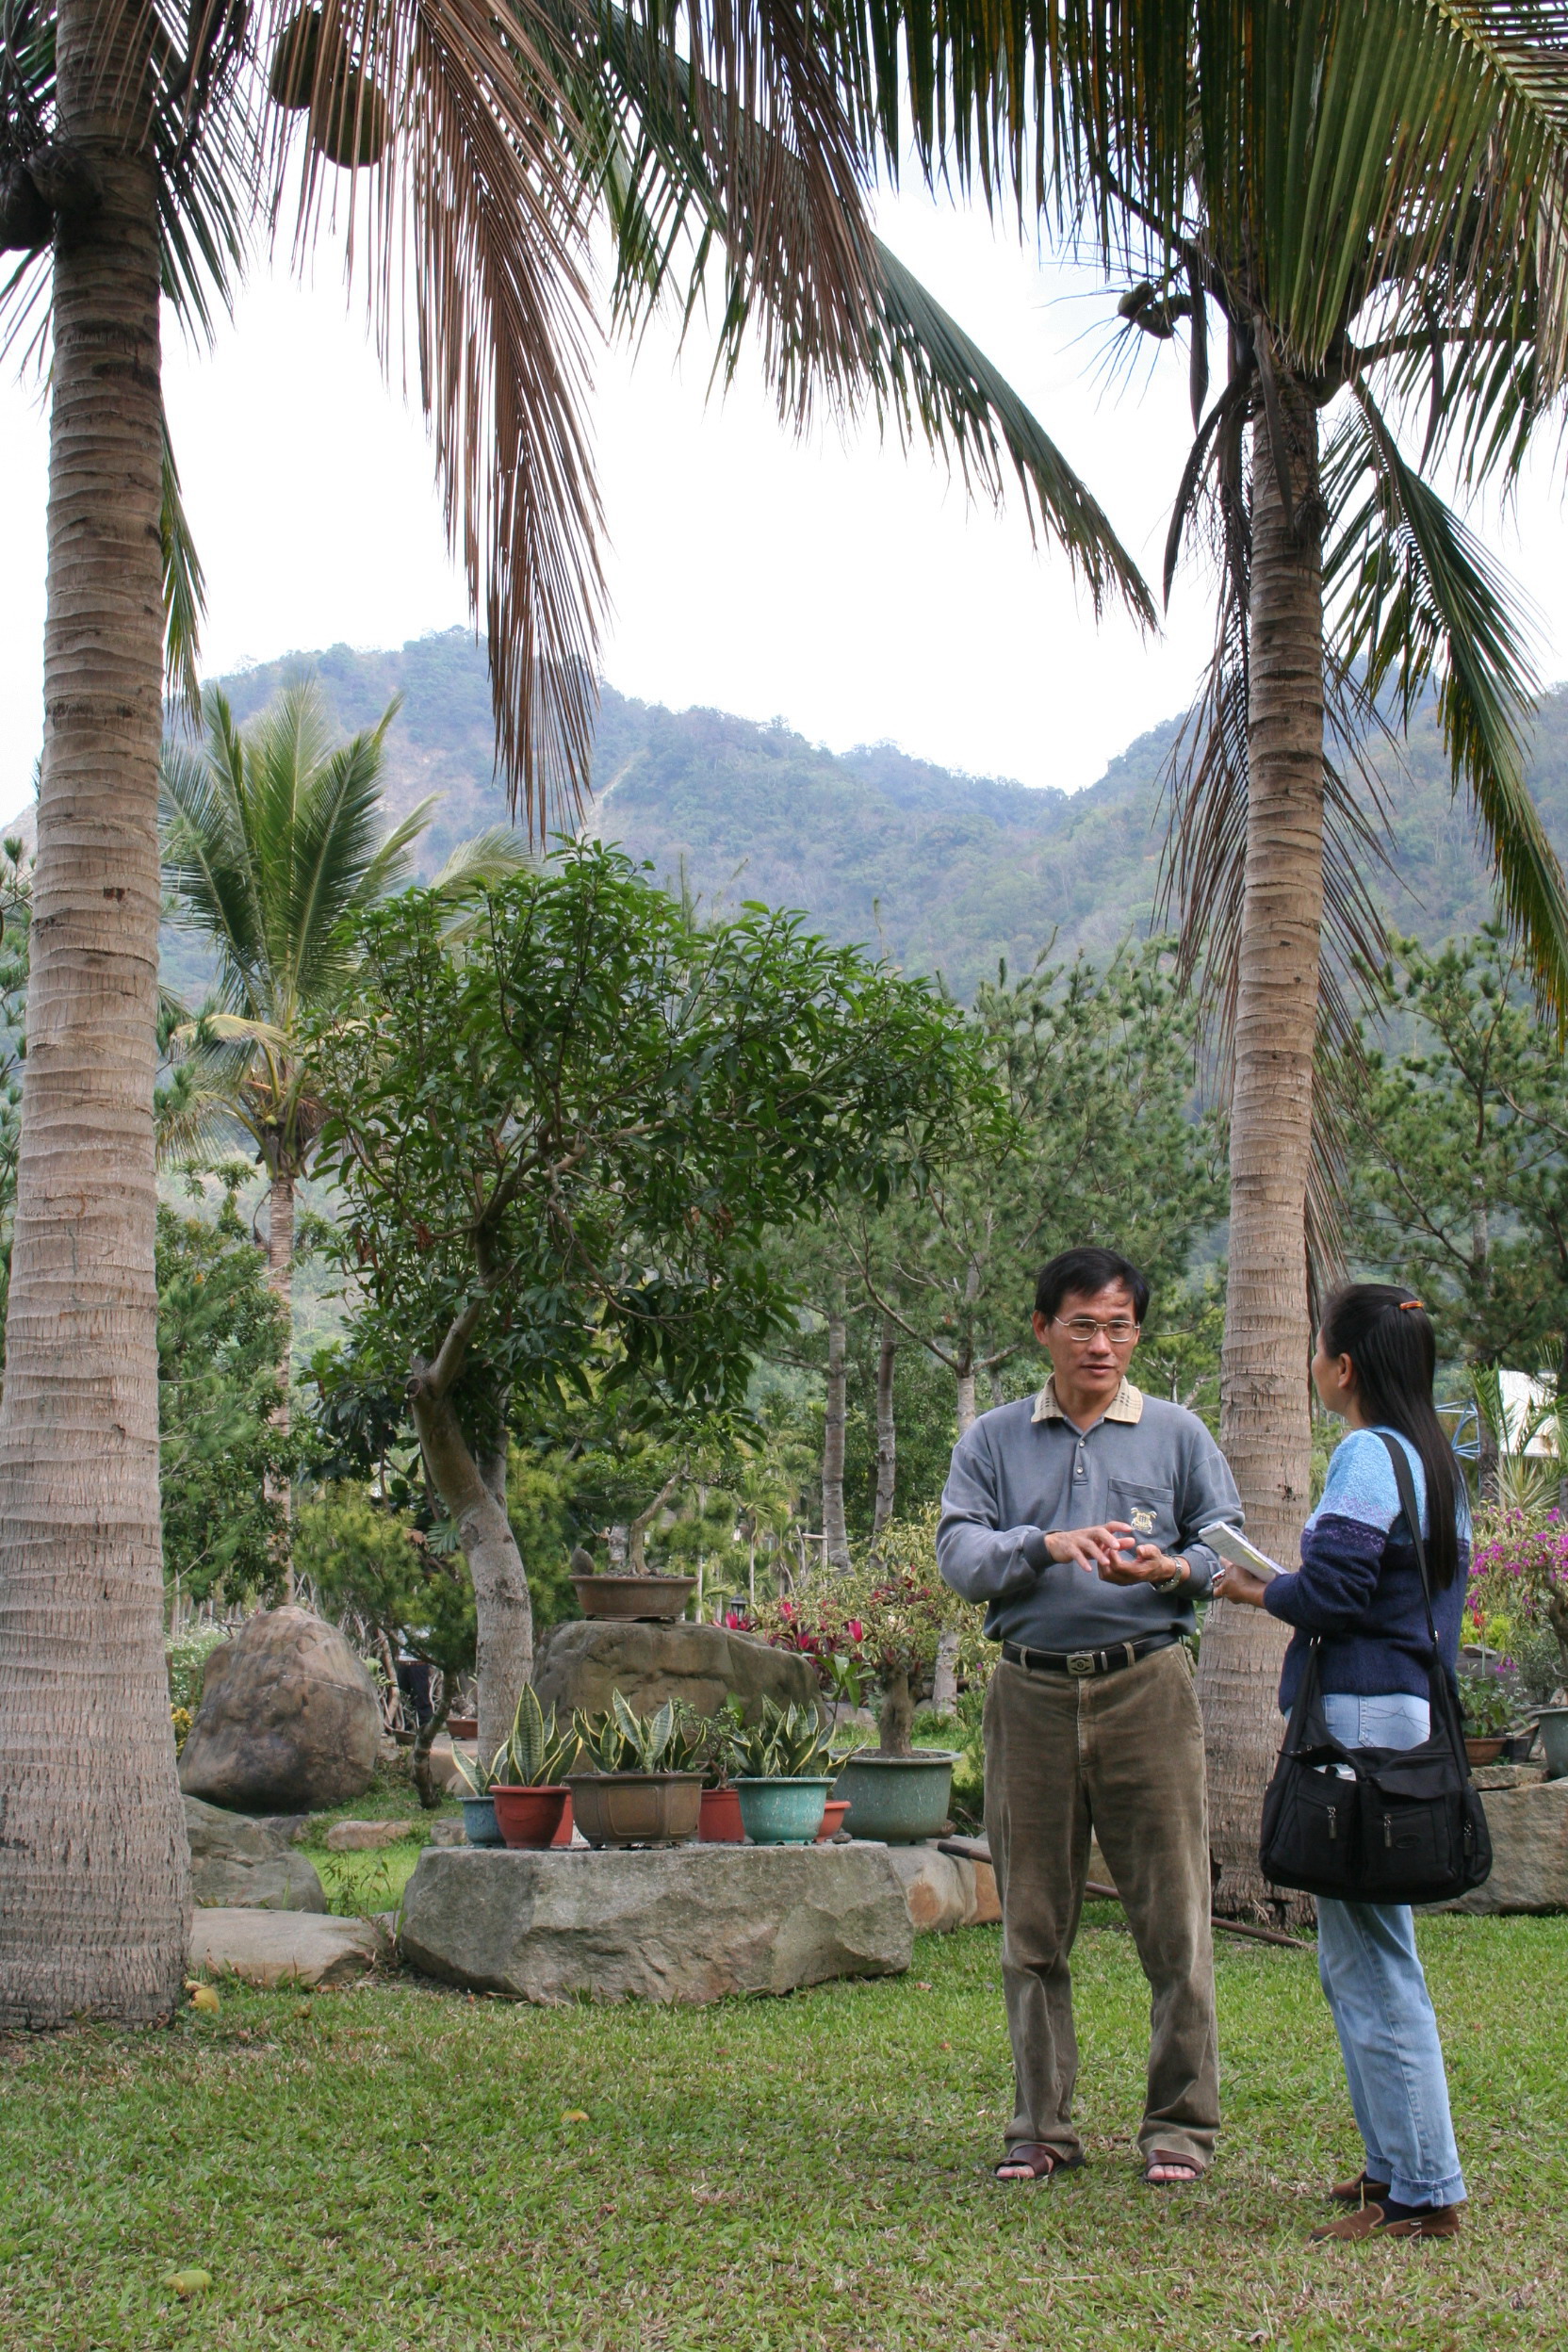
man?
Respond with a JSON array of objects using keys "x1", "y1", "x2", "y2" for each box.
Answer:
[{"x1": 936, "y1": 1245, "x2": 1241, "y2": 2187}]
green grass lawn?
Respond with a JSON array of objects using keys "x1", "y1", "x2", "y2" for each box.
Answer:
[{"x1": 2, "y1": 1907, "x2": 1563, "y2": 2352}]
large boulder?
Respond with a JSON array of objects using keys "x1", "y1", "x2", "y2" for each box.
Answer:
[
  {"x1": 189, "y1": 1908, "x2": 381, "y2": 1989},
  {"x1": 178, "y1": 1606, "x2": 382, "y2": 1813},
  {"x1": 399, "y1": 1841, "x2": 912, "y2": 2003},
  {"x1": 882, "y1": 1841, "x2": 1002, "y2": 1932},
  {"x1": 184, "y1": 1796, "x2": 328, "y2": 1911},
  {"x1": 532, "y1": 1620, "x2": 815, "y2": 1724},
  {"x1": 1440, "y1": 1774, "x2": 1568, "y2": 1914}
]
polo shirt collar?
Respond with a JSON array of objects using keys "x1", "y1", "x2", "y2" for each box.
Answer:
[{"x1": 1033, "y1": 1375, "x2": 1144, "y2": 1427}]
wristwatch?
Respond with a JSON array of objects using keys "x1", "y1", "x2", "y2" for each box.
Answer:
[{"x1": 1149, "y1": 1558, "x2": 1189, "y2": 1593}]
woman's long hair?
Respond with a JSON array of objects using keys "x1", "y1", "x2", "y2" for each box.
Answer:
[{"x1": 1319, "y1": 1284, "x2": 1462, "y2": 1591}]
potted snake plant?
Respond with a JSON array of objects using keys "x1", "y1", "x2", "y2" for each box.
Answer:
[
  {"x1": 727, "y1": 1698, "x2": 835, "y2": 1845},
  {"x1": 567, "y1": 1692, "x2": 704, "y2": 1848},
  {"x1": 448, "y1": 1742, "x2": 506, "y2": 1847},
  {"x1": 490, "y1": 1687, "x2": 580, "y2": 1849}
]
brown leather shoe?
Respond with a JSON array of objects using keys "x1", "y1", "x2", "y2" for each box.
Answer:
[
  {"x1": 1330, "y1": 2168, "x2": 1391, "y2": 2205},
  {"x1": 1311, "y1": 2201, "x2": 1462, "y2": 2244}
]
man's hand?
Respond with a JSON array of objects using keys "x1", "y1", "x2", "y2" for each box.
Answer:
[
  {"x1": 1045, "y1": 1522, "x2": 1135, "y2": 1576},
  {"x1": 1098, "y1": 1543, "x2": 1188, "y2": 1590}
]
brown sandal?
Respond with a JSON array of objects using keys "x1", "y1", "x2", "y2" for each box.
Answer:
[
  {"x1": 1330, "y1": 2168, "x2": 1391, "y2": 2205},
  {"x1": 1142, "y1": 2150, "x2": 1202, "y2": 2186},
  {"x1": 994, "y1": 2143, "x2": 1085, "y2": 2181}
]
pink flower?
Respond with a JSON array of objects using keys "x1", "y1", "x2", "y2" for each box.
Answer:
[{"x1": 847, "y1": 1620, "x2": 864, "y2": 1642}]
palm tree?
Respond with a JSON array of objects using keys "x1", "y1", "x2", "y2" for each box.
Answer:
[
  {"x1": 0, "y1": 0, "x2": 1151, "y2": 2024},
  {"x1": 158, "y1": 677, "x2": 523, "y2": 1583},
  {"x1": 877, "y1": 0, "x2": 1568, "y2": 1911}
]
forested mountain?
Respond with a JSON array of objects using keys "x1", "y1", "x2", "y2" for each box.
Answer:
[{"x1": 10, "y1": 628, "x2": 1562, "y2": 997}]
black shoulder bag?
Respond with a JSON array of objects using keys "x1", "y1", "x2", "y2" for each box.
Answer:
[{"x1": 1258, "y1": 1432, "x2": 1492, "y2": 1905}]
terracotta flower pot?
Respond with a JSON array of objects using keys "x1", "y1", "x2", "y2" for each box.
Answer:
[
  {"x1": 569, "y1": 1574, "x2": 695, "y2": 1623},
  {"x1": 699, "y1": 1785, "x2": 744, "y2": 1843},
  {"x1": 446, "y1": 1717, "x2": 478, "y2": 1740},
  {"x1": 1463, "y1": 1736, "x2": 1507, "y2": 1768},
  {"x1": 551, "y1": 1791, "x2": 575, "y2": 1846},
  {"x1": 566, "y1": 1772, "x2": 704, "y2": 1848},
  {"x1": 492, "y1": 1785, "x2": 570, "y2": 1849},
  {"x1": 814, "y1": 1798, "x2": 851, "y2": 1843}
]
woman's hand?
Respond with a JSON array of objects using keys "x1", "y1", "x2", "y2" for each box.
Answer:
[{"x1": 1214, "y1": 1560, "x2": 1270, "y2": 1609}]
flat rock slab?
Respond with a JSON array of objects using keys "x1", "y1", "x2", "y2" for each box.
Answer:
[
  {"x1": 189, "y1": 1909, "x2": 381, "y2": 1989},
  {"x1": 400, "y1": 1841, "x2": 912, "y2": 2003},
  {"x1": 325, "y1": 1819, "x2": 417, "y2": 1852},
  {"x1": 1438, "y1": 1776, "x2": 1568, "y2": 1914}
]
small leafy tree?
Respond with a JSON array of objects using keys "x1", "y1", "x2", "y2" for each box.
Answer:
[{"x1": 310, "y1": 843, "x2": 988, "y2": 1761}]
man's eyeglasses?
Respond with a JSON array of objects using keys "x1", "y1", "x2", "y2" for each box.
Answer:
[{"x1": 1052, "y1": 1315, "x2": 1140, "y2": 1346}]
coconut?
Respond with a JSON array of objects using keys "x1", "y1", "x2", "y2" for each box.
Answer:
[
  {"x1": 0, "y1": 158, "x2": 52, "y2": 254},
  {"x1": 310, "y1": 71, "x2": 390, "y2": 169},
  {"x1": 269, "y1": 8, "x2": 324, "y2": 107}
]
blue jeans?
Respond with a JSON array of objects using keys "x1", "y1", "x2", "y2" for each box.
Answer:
[{"x1": 1314, "y1": 1692, "x2": 1466, "y2": 2209}]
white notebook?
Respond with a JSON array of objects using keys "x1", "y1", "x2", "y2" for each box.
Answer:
[{"x1": 1199, "y1": 1521, "x2": 1288, "y2": 1582}]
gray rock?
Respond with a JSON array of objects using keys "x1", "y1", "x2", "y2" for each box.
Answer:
[
  {"x1": 183, "y1": 1795, "x2": 286, "y2": 1863},
  {"x1": 1439, "y1": 1776, "x2": 1568, "y2": 1913},
  {"x1": 191, "y1": 1854, "x2": 328, "y2": 1911},
  {"x1": 532, "y1": 1620, "x2": 815, "y2": 1724},
  {"x1": 178, "y1": 1606, "x2": 383, "y2": 1813},
  {"x1": 189, "y1": 1908, "x2": 381, "y2": 1988},
  {"x1": 183, "y1": 1794, "x2": 328, "y2": 1911},
  {"x1": 882, "y1": 1841, "x2": 1001, "y2": 1933},
  {"x1": 324, "y1": 1818, "x2": 417, "y2": 1852},
  {"x1": 428, "y1": 1819, "x2": 466, "y2": 1848},
  {"x1": 399, "y1": 1840, "x2": 912, "y2": 2003}
]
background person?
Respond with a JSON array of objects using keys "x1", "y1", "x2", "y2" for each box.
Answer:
[
  {"x1": 1217, "y1": 1284, "x2": 1470, "y2": 2242},
  {"x1": 937, "y1": 1245, "x2": 1243, "y2": 2187}
]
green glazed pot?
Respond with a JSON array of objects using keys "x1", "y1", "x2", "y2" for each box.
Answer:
[
  {"x1": 460, "y1": 1795, "x2": 504, "y2": 1847},
  {"x1": 1538, "y1": 1706, "x2": 1568, "y2": 1780},
  {"x1": 832, "y1": 1751, "x2": 958, "y2": 1844},
  {"x1": 734, "y1": 1776, "x2": 832, "y2": 1845}
]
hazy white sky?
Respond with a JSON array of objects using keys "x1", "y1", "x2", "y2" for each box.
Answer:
[{"x1": 4, "y1": 179, "x2": 1568, "y2": 821}]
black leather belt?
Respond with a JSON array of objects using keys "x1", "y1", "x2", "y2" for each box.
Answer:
[{"x1": 1002, "y1": 1632, "x2": 1178, "y2": 1678}]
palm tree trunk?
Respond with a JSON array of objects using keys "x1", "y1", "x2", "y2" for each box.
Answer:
[
  {"x1": 411, "y1": 1386, "x2": 532, "y2": 1770},
  {"x1": 1198, "y1": 387, "x2": 1324, "y2": 1922},
  {"x1": 822, "y1": 1295, "x2": 850, "y2": 1569},
  {"x1": 0, "y1": 2, "x2": 189, "y2": 2027},
  {"x1": 872, "y1": 1313, "x2": 897, "y2": 1539},
  {"x1": 266, "y1": 1166, "x2": 295, "y2": 1597}
]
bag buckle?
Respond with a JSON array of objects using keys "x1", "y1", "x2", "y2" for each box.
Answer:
[{"x1": 1067, "y1": 1652, "x2": 1098, "y2": 1677}]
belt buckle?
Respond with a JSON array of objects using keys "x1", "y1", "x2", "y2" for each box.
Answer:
[{"x1": 1066, "y1": 1651, "x2": 1097, "y2": 1677}]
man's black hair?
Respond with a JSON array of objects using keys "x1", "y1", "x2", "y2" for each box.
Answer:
[{"x1": 1035, "y1": 1247, "x2": 1151, "y2": 1327}]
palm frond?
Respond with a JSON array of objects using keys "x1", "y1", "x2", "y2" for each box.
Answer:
[
  {"x1": 428, "y1": 825, "x2": 535, "y2": 895},
  {"x1": 160, "y1": 409, "x2": 206, "y2": 729},
  {"x1": 589, "y1": 5, "x2": 1152, "y2": 620},
  {"x1": 1326, "y1": 383, "x2": 1568, "y2": 1017},
  {"x1": 261, "y1": 0, "x2": 606, "y2": 833}
]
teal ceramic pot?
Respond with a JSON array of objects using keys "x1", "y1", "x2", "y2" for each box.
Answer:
[
  {"x1": 461, "y1": 1795, "x2": 504, "y2": 1847},
  {"x1": 832, "y1": 1751, "x2": 959, "y2": 1843},
  {"x1": 735, "y1": 1776, "x2": 832, "y2": 1845},
  {"x1": 1538, "y1": 1707, "x2": 1568, "y2": 1779}
]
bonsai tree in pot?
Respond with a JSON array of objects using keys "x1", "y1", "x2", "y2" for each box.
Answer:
[{"x1": 755, "y1": 1509, "x2": 988, "y2": 1842}]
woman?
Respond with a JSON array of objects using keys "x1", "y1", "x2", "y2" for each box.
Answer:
[{"x1": 1217, "y1": 1283, "x2": 1469, "y2": 2243}]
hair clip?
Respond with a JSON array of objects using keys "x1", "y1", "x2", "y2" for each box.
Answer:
[{"x1": 1398, "y1": 1298, "x2": 1425, "y2": 1311}]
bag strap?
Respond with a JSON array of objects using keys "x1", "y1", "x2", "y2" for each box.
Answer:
[
  {"x1": 1376, "y1": 1429, "x2": 1472, "y2": 1770},
  {"x1": 1377, "y1": 1429, "x2": 1440, "y2": 1652}
]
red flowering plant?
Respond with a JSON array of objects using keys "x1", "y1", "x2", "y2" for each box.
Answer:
[
  {"x1": 1467, "y1": 1506, "x2": 1568, "y2": 1695},
  {"x1": 752, "y1": 1506, "x2": 987, "y2": 1756}
]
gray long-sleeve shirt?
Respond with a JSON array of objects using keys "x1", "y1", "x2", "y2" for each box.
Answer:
[{"x1": 936, "y1": 1376, "x2": 1244, "y2": 1652}]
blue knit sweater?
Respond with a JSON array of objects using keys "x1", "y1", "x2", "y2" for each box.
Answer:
[{"x1": 1264, "y1": 1427, "x2": 1469, "y2": 1708}]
